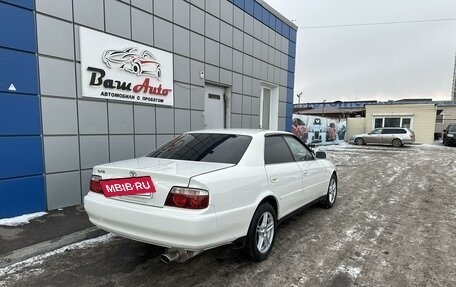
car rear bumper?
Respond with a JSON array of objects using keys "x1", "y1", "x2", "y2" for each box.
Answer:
[{"x1": 84, "y1": 192, "x2": 218, "y2": 251}]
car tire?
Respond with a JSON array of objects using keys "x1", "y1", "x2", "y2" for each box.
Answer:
[
  {"x1": 245, "y1": 203, "x2": 277, "y2": 262},
  {"x1": 392, "y1": 138, "x2": 402, "y2": 147},
  {"x1": 354, "y1": 138, "x2": 364, "y2": 145},
  {"x1": 322, "y1": 174, "x2": 337, "y2": 209}
]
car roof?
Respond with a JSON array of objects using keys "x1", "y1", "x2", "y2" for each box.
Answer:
[{"x1": 186, "y1": 129, "x2": 291, "y2": 137}]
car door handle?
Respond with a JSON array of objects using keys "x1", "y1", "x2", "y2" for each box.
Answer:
[
  {"x1": 303, "y1": 171, "x2": 308, "y2": 176},
  {"x1": 270, "y1": 176, "x2": 278, "y2": 183}
]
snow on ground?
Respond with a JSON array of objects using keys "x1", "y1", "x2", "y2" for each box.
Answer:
[
  {"x1": 0, "y1": 234, "x2": 115, "y2": 280},
  {"x1": 336, "y1": 265, "x2": 362, "y2": 279},
  {"x1": 0, "y1": 212, "x2": 47, "y2": 227}
]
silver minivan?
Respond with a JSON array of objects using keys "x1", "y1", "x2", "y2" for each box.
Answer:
[{"x1": 349, "y1": 128, "x2": 415, "y2": 147}]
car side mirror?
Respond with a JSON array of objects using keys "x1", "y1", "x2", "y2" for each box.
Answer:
[
  {"x1": 315, "y1": 151, "x2": 326, "y2": 159},
  {"x1": 443, "y1": 129, "x2": 447, "y2": 132}
]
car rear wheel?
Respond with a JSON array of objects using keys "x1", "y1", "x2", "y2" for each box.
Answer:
[
  {"x1": 245, "y1": 203, "x2": 276, "y2": 262},
  {"x1": 354, "y1": 138, "x2": 364, "y2": 145},
  {"x1": 322, "y1": 174, "x2": 337, "y2": 208},
  {"x1": 392, "y1": 138, "x2": 402, "y2": 147}
]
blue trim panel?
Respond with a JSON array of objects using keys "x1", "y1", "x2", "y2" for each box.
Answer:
[
  {"x1": 244, "y1": 0, "x2": 254, "y2": 15},
  {"x1": 288, "y1": 56, "x2": 295, "y2": 73},
  {"x1": 0, "y1": 2, "x2": 36, "y2": 52},
  {"x1": 285, "y1": 88, "x2": 294, "y2": 131},
  {"x1": 0, "y1": 175, "x2": 46, "y2": 218},
  {"x1": 234, "y1": 0, "x2": 244, "y2": 9},
  {"x1": 0, "y1": 0, "x2": 34, "y2": 10},
  {"x1": 287, "y1": 72, "x2": 295, "y2": 89},
  {"x1": 0, "y1": 136, "x2": 44, "y2": 179},
  {"x1": 0, "y1": 93, "x2": 41, "y2": 136},
  {"x1": 0, "y1": 47, "x2": 38, "y2": 94},
  {"x1": 230, "y1": 0, "x2": 298, "y2": 44},
  {"x1": 253, "y1": 1, "x2": 262, "y2": 19},
  {"x1": 290, "y1": 28, "x2": 297, "y2": 43},
  {"x1": 288, "y1": 41, "x2": 296, "y2": 58}
]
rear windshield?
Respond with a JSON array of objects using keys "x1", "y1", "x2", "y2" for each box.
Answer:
[{"x1": 147, "y1": 133, "x2": 252, "y2": 164}]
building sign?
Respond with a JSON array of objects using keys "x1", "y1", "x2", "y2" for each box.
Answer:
[{"x1": 79, "y1": 27, "x2": 173, "y2": 106}]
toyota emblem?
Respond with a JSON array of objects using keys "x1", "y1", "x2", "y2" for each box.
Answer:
[{"x1": 129, "y1": 171, "x2": 137, "y2": 177}]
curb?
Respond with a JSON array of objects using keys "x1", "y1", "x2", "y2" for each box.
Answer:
[{"x1": 0, "y1": 227, "x2": 106, "y2": 269}]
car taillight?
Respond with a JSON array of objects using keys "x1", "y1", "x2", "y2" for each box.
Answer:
[
  {"x1": 165, "y1": 187, "x2": 209, "y2": 209},
  {"x1": 89, "y1": 175, "x2": 103, "y2": 194}
]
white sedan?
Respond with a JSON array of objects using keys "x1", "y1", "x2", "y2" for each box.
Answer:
[{"x1": 84, "y1": 129, "x2": 337, "y2": 262}]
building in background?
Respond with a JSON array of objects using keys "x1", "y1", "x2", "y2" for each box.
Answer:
[
  {"x1": 295, "y1": 100, "x2": 450, "y2": 144},
  {"x1": 0, "y1": 0, "x2": 297, "y2": 218}
]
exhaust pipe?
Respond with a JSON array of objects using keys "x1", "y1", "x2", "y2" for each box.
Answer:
[
  {"x1": 160, "y1": 249, "x2": 201, "y2": 264},
  {"x1": 160, "y1": 250, "x2": 181, "y2": 264}
]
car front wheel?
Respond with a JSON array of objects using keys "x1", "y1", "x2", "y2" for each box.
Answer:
[
  {"x1": 322, "y1": 174, "x2": 337, "y2": 208},
  {"x1": 354, "y1": 138, "x2": 364, "y2": 145},
  {"x1": 245, "y1": 203, "x2": 277, "y2": 262}
]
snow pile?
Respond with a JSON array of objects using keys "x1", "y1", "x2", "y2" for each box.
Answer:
[{"x1": 0, "y1": 212, "x2": 47, "y2": 226}]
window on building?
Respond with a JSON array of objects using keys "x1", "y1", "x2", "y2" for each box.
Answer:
[
  {"x1": 402, "y1": 118, "x2": 411, "y2": 128},
  {"x1": 436, "y1": 110, "x2": 444, "y2": 124},
  {"x1": 384, "y1": 118, "x2": 401, "y2": 127},
  {"x1": 374, "y1": 116, "x2": 413, "y2": 129},
  {"x1": 374, "y1": 118, "x2": 383, "y2": 128}
]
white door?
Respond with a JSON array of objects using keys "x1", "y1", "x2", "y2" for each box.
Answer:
[
  {"x1": 264, "y1": 135, "x2": 304, "y2": 217},
  {"x1": 204, "y1": 85, "x2": 225, "y2": 129}
]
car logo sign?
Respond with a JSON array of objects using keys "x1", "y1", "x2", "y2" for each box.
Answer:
[{"x1": 129, "y1": 171, "x2": 137, "y2": 177}]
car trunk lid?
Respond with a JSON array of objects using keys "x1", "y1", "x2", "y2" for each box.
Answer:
[{"x1": 93, "y1": 157, "x2": 233, "y2": 207}]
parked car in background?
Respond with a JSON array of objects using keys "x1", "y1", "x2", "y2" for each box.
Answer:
[
  {"x1": 443, "y1": 124, "x2": 456, "y2": 146},
  {"x1": 84, "y1": 130, "x2": 337, "y2": 263},
  {"x1": 292, "y1": 118, "x2": 309, "y2": 142},
  {"x1": 349, "y1": 127, "x2": 415, "y2": 147}
]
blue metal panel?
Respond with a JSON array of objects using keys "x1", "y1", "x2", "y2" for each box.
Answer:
[
  {"x1": 0, "y1": 0, "x2": 34, "y2": 10},
  {"x1": 233, "y1": 0, "x2": 244, "y2": 9},
  {"x1": 244, "y1": 0, "x2": 254, "y2": 15},
  {"x1": 0, "y1": 48, "x2": 38, "y2": 94},
  {"x1": 0, "y1": 176, "x2": 46, "y2": 218},
  {"x1": 0, "y1": 94, "x2": 40, "y2": 136},
  {"x1": 253, "y1": 1, "x2": 262, "y2": 20},
  {"x1": 0, "y1": 136, "x2": 44, "y2": 179},
  {"x1": 290, "y1": 28, "x2": 297, "y2": 43},
  {"x1": 287, "y1": 72, "x2": 294, "y2": 89},
  {"x1": 281, "y1": 22, "x2": 290, "y2": 38},
  {"x1": 261, "y1": 7, "x2": 270, "y2": 26},
  {"x1": 285, "y1": 88, "x2": 294, "y2": 132},
  {"x1": 288, "y1": 41, "x2": 296, "y2": 58},
  {"x1": 275, "y1": 17, "x2": 282, "y2": 33},
  {"x1": 269, "y1": 13, "x2": 276, "y2": 30},
  {"x1": 287, "y1": 88, "x2": 294, "y2": 103},
  {"x1": 0, "y1": 2, "x2": 36, "y2": 52},
  {"x1": 288, "y1": 56, "x2": 295, "y2": 73}
]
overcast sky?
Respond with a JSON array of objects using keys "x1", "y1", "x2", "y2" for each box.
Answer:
[{"x1": 263, "y1": 0, "x2": 456, "y2": 103}]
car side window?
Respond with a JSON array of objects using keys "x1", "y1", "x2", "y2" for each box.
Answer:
[
  {"x1": 371, "y1": 129, "x2": 382, "y2": 135},
  {"x1": 264, "y1": 136, "x2": 295, "y2": 164},
  {"x1": 283, "y1": 136, "x2": 315, "y2": 161}
]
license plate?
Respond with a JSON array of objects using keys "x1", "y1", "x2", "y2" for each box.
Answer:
[{"x1": 100, "y1": 176, "x2": 156, "y2": 197}]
